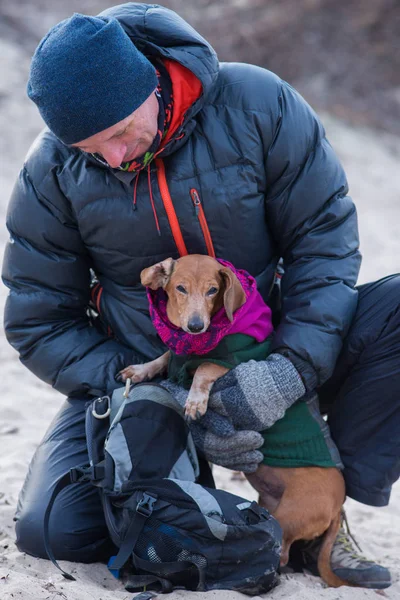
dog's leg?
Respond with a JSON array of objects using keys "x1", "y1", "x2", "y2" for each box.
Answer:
[
  {"x1": 119, "y1": 351, "x2": 170, "y2": 383},
  {"x1": 185, "y1": 362, "x2": 229, "y2": 420},
  {"x1": 246, "y1": 464, "x2": 286, "y2": 514},
  {"x1": 247, "y1": 465, "x2": 347, "y2": 585}
]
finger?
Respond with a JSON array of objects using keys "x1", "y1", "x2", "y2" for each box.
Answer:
[
  {"x1": 226, "y1": 430, "x2": 265, "y2": 450},
  {"x1": 193, "y1": 410, "x2": 235, "y2": 436},
  {"x1": 195, "y1": 430, "x2": 264, "y2": 455},
  {"x1": 231, "y1": 462, "x2": 260, "y2": 474},
  {"x1": 206, "y1": 390, "x2": 229, "y2": 416},
  {"x1": 207, "y1": 450, "x2": 264, "y2": 470},
  {"x1": 210, "y1": 369, "x2": 236, "y2": 393}
]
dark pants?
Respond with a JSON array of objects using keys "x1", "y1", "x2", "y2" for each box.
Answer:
[
  {"x1": 15, "y1": 276, "x2": 400, "y2": 561},
  {"x1": 321, "y1": 275, "x2": 400, "y2": 507}
]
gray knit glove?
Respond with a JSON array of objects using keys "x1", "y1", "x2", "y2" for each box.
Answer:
[
  {"x1": 160, "y1": 379, "x2": 264, "y2": 472},
  {"x1": 202, "y1": 353, "x2": 306, "y2": 435},
  {"x1": 160, "y1": 354, "x2": 305, "y2": 472},
  {"x1": 190, "y1": 428, "x2": 265, "y2": 473}
]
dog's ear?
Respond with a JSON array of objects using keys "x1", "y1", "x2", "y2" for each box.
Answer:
[
  {"x1": 219, "y1": 267, "x2": 246, "y2": 322},
  {"x1": 140, "y1": 258, "x2": 176, "y2": 290}
]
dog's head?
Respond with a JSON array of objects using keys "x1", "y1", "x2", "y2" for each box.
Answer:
[{"x1": 141, "y1": 255, "x2": 246, "y2": 334}]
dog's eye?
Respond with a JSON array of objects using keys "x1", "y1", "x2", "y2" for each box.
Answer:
[
  {"x1": 176, "y1": 285, "x2": 188, "y2": 294},
  {"x1": 206, "y1": 287, "x2": 218, "y2": 296}
]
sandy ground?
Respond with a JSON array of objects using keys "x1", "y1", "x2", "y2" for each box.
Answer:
[{"x1": 1, "y1": 34, "x2": 400, "y2": 600}]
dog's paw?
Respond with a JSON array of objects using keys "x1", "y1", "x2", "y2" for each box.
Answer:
[
  {"x1": 118, "y1": 364, "x2": 150, "y2": 383},
  {"x1": 184, "y1": 392, "x2": 208, "y2": 421}
]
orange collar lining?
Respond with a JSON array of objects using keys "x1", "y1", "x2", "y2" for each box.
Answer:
[{"x1": 161, "y1": 59, "x2": 203, "y2": 146}]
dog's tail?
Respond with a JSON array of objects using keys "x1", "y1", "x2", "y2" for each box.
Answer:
[{"x1": 317, "y1": 511, "x2": 354, "y2": 588}]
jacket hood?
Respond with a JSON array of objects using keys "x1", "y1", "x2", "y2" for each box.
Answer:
[{"x1": 98, "y1": 3, "x2": 219, "y2": 117}]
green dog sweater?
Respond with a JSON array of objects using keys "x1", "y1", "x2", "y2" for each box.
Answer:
[{"x1": 168, "y1": 333, "x2": 338, "y2": 468}]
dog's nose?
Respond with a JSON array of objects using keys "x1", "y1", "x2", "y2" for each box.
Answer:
[{"x1": 187, "y1": 315, "x2": 205, "y2": 333}]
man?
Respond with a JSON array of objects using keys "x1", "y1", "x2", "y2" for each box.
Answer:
[{"x1": 2, "y1": 3, "x2": 398, "y2": 589}]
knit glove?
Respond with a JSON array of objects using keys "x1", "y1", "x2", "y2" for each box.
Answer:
[
  {"x1": 190, "y1": 427, "x2": 265, "y2": 473},
  {"x1": 160, "y1": 379, "x2": 264, "y2": 473},
  {"x1": 201, "y1": 353, "x2": 306, "y2": 435},
  {"x1": 160, "y1": 354, "x2": 305, "y2": 472}
]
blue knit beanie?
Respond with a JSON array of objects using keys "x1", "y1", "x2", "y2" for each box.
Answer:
[{"x1": 27, "y1": 13, "x2": 158, "y2": 144}]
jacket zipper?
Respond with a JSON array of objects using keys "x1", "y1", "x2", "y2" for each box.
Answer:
[
  {"x1": 155, "y1": 158, "x2": 188, "y2": 257},
  {"x1": 155, "y1": 159, "x2": 215, "y2": 259},
  {"x1": 190, "y1": 188, "x2": 216, "y2": 258}
]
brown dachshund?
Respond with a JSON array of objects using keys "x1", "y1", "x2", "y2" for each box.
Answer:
[
  {"x1": 119, "y1": 255, "x2": 240, "y2": 419},
  {"x1": 119, "y1": 254, "x2": 348, "y2": 588}
]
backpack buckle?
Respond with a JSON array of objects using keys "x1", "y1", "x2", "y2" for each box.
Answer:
[
  {"x1": 136, "y1": 493, "x2": 157, "y2": 517},
  {"x1": 70, "y1": 463, "x2": 105, "y2": 483},
  {"x1": 70, "y1": 465, "x2": 93, "y2": 483}
]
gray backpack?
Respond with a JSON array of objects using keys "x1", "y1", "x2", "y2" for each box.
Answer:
[{"x1": 44, "y1": 383, "x2": 282, "y2": 595}]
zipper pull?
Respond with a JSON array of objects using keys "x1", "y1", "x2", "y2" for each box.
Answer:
[{"x1": 190, "y1": 188, "x2": 201, "y2": 216}]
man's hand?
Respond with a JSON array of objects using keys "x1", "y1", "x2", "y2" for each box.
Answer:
[
  {"x1": 189, "y1": 426, "x2": 264, "y2": 473},
  {"x1": 160, "y1": 379, "x2": 264, "y2": 472},
  {"x1": 201, "y1": 353, "x2": 306, "y2": 434},
  {"x1": 160, "y1": 354, "x2": 305, "y2": 472}
]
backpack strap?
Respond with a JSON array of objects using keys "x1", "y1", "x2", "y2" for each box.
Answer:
[
  {"x1": 43, "y1": 464, "x2": 105, "y2": 580},
  {"x1": 110, "y1": 492, "x2": 204, "y2": 591},
  {"x1": 43, "y1": 471, "x2": 76, "y2": 580},
  {"x1": 110, "y1": 492, "x2": 158, "y2": 571}
]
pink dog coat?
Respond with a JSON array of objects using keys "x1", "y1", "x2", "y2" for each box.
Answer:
[{"x1": 146, "y1": 258, "x2": 273, "y2": 355}]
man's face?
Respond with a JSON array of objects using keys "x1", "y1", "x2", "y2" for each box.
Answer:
[{"x1": 71, "y1": 90, "x2": 159, "y2": 168}]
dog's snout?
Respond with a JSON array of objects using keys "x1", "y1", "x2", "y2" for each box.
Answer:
[{"x1": 187, "y1": 314, "x2": 205, "y2": 333}]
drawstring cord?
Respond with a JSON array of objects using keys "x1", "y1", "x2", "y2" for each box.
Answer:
[
  {"x1": 133, "y1": 169, "x2": 140, "y2": 211},
  {"x1": 148, "y1": 165, "x2": 161, "y2": 237},
  {"x1": 132, "y1": 166, "x2": 162, "y2": 237}
]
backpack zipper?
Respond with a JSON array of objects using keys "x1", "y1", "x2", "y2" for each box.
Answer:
[{"x1": 190, "y1": 188, "x2": 216, "y2": 258}]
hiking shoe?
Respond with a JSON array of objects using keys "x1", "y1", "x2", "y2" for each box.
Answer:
[{"x1": 288, "y1": 510, "x2": 391, "y2": 589}]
